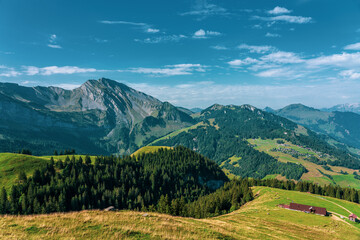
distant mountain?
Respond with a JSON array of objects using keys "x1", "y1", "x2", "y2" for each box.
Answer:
[
  {"x1": 263, "y1": 106, "x2": 275, "y2": 113},
  {"x1": 190, "y1": 108, "x2": 203, "y2": 113},
  {"x1": 176, "y1": 106, "x2": 194, "y2": 115},
  {"x1": 0, "y1": 78, "x2": 194, "y2": 155},
  {"x1": 276, "y1": 104, "x2": 360, "y2": 149},
  {"x1": 322, "y1": 103, "x2": 360, "y2": 114}
]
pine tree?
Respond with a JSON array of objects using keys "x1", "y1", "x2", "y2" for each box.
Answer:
[{"x1": 0, "y1": 187, "x2": 8, "y2": 214}]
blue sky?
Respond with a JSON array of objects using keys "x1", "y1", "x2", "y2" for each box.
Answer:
[{"x1": 1, "y1": 0, "x2": 360, "y2": 109}]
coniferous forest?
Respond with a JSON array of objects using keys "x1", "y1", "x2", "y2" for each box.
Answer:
[{"x1": 0, "y1": 147, "x2": 254, "y2": 218}]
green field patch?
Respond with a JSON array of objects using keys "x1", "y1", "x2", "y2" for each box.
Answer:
[
  {"x1": 131, "y1": 146, "x2": 172, "y2": 157},
  {"x1": 332, "y1": 174, "x2": 360, "y2": 190},
  {"x1": 247, "y1": 138, "x2": 360, "y2": 188},
  {"x1": 148, "y1": 121, "x2": 206, "y2": 145},
  {"x1": 262, "y1": 174, "x2": 279, "y2": 180}
]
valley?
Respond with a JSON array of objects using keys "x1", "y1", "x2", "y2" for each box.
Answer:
[{"x1": 1, "y1": 80, "x2": 360, "y2": 239}]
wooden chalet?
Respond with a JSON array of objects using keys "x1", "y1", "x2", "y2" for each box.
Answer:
[
  {"x1": 279, "y1": 203, "x2": 327, "y2": 216},
  {"x1": 349, "y1": 213, "x2": 358, "y2": 222}
]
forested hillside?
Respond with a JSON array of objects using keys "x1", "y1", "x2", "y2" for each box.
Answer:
[
  {"x1": 0, "y1": 147, "x2": 252, "y2": 217},
  {"x1": 153, "y1": 104, "x2": 360, "y2": 180}
]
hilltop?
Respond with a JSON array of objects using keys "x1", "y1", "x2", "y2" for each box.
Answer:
[{"x1": 0, "y1": 186, "x2": 359, "y2": 239}]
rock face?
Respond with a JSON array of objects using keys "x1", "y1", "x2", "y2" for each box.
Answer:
[{"x1": 0, "y1": 78, "x2": 194, "y2": 155}]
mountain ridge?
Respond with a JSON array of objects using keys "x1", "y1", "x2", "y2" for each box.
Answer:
[
  {"x1": 0, "y1": 78, "x2": 194, "y2": 155},
  {"x1": 275, "y1": 103, "x2": 360, "y2": 150}
]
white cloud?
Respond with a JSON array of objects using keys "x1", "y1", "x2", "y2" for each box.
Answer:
[
  {"x1": 265, "y1": 32, "x2": 281, "y2": 38},
  {"x1": 210, "y1": 45, "x2": 228, "y2": 50},
  {"x1": 256, "y1": 68, "x2": 296, "y2": 78},
  {"x1": 94, "y1": 38, "x2": 109, "y2": 43},
  {"x1": 180, "y1": 1, "x2": 228, "y2": 19},
  {"x1": 268, "y1": 7, "x2": 292, "y2": 15},
  {"x1": 47, "y1": 44, "x2": 62, "y2": 49},
  {"x1": 99, "y1": 20, "x2": 147, "y2": 26},
  {"x1": 23, "y1": 66, "x2": 97, "y2": 76},
  {"x1": 127, "y1": 81, "x2": 360, "y2": 109},
  {"x1": 146, "y1": 28, "x2": 160, "y2": 33},
  {"x1": 125, "y1": 64, "x2": 205, "y2": 76},
  {"x1": 99, "y1": 20, "x2": 160, "y2": 34},
  {"x1": 193, "y1": 29, "x2": 221, "y2": 38},
  {"x1": 237, "y1": 44, "x2": 274, "y2": 53},
  {"x1": 339, "y1": 70, "x2": 360, "y2": 79},
  {"x1": 261, "y1": 51, "x2": 304, "y2": 64},
  {"x1": 47, "y1": 34, "x2": 62, "y2": 49},
  {"x1": 53, "y1": 84, "x2": 81, "y2": 90},
  {"x1": 49, "y1": 34, "x2": 57, "y2": 43},
  {"x1": 344, "y1": 42, "x2": 360, "y2": 50},
  {"x1": 228, "y1": 58, "x2": 259, "y2": 66},
  {"x1": 307, "y1": 52, "x2": 360, "y2": 68},
  {"x1": 135, "y1": 35, "x2": 187, "y2": 43},
  {"x1": 254, "y1": 15, "x2": 312, "y2": 24},
  {"x1": 0, "y1": 66, "x2": 22, "y2": 77}
]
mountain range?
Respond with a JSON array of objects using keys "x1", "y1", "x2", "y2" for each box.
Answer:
[
  {"x1": 1, "y1": 78, "x2": 360, "y2": 186},
  {"x1": 267, "y1": 104, "x2": 360, "y2": 151},
  {"x1": 0, "y1": 78, "x2": 194, "y2": 155},
  {"x1": 322, "y1": 103, "x2": 360, "y2": 115}
]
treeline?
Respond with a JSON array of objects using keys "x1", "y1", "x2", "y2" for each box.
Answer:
[
  {"x1": 17, "y1": 149, "x2": 32, "y2": 155},
  {"x1": 53, "y1": 149, "x2": 76, "y2": 156},
  {"x1": 0, "y1": 147, "x2": 236, "y2": 216},
  {"x1": 250, "y1": 178, "x2": 360, "y2": 204}
]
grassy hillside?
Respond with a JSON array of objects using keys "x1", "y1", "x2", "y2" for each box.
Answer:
[
  {"x1": 131, "y1": 146, "x2": 173, "y2": 156},
  {"x1": 248, "y1": 138, "x2": 360, "y2": 188},
  {"x1": 0, "y1": 186, "x2": 359, "y2": 239},
  {"x1": 0, "y1": 153, "x2": 48, "y2": 190},
  {"x1": 0, "y1": 153, "x2": 97, "y2": 190}
]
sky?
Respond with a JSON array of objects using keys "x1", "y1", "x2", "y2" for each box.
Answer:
[{"x1": 1, "y1": 0, "x2": 360, "y2": 109}]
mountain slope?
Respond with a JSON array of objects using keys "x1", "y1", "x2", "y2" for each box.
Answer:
[
  {"x1": 276, "y1": 104, "x2": 360, "y2": 149},
  {"x1": 152, "y1": 104, "x2": 360, "y2": 182},
  {"x1": 0, "y1": 79, "x2": 194, "y2": 155},
  {"x1": 1, "y1": 186, "x2": 359, "y2": 239}
]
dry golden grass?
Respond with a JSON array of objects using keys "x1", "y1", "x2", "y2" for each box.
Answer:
[{"x1": 1, "y1": 187, "x2": 359, "y2": 239}]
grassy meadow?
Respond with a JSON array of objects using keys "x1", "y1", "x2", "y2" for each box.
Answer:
[
  {"x1": 248, "y1": 138, "x2": 360, "y2": 188},
  {"x1": 0, "y1": 186, "x2": 359, "y2": 239}
]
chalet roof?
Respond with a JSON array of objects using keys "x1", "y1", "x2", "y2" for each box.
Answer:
[
  {"x1": 289, "y1": 203, "x2": 327, "y2": 216},
  {"x1": 104, "y1": 206, "x2": 115, "y2": 211},
  {"x1": 349, "y1": 213, "x2": 358, "y2": 218}
]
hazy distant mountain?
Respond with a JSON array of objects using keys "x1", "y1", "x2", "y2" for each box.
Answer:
[
  {"x1": 322, "y1": 103, "x2": 360, "y2": 114},
  {"x1": 176, "y1": 106, "x2": 194, "y2": 115},
  {"x1": 263, "y1": 106, "x2": 275, "y2": 113},
  {"x1": 276, "y1": 104, "x2": 360, "y2": 149},
  {"x1": 190, "y1": 108, "x2": 203, "y2": 113},
  {"x1": 0, "y1": 78, "x2": 194, "y2": 155}
]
